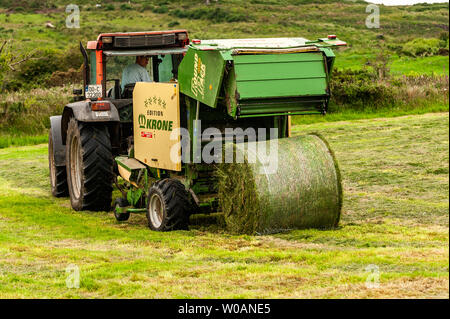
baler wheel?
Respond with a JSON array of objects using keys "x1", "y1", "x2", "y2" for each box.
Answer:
[
  {"x1": 48, "y1": 131, "x2": 68, "y2": 197},
  {"x1": 146, "y1": 179, "x2": 190, "y2": 231},
  {"x1": 65, "y1": 118, "x2": 113, "y2": 211},
  {"x1": 113, "y1": 198, "x2": 130, "y2": 221}
]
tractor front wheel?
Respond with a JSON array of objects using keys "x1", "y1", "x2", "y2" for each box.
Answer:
[
  {"x1": 65, "y1": 118, "x2": 113, "y2": 211},
  {"x1": 146, "y1": 179, "x2": 190, "y2": 231}
]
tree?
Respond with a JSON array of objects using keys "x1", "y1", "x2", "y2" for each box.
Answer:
[{"x1": 0, "y1": 40, "x2": 36, "y2": 89}]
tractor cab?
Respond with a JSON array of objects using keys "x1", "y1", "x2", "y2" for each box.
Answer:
[
  {"x1": 62, "y1": 30, "x2": 189, "y2": 174},
  {"x1": 77, "y1": 30, "x2": 189, "y2": 102}
]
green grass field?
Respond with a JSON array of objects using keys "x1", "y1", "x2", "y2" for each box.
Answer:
[
  {"x1": 0, "y1": 0, "x2": 448, "y2": 299},
  {"x1": 0, "y1": 112, "x2": 447, "y2": 298}
]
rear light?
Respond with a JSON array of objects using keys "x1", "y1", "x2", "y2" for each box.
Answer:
[
  {"x1": 192, "y1": 39, "x2": 201, "y2": 45},
  {"x1": 328, "y1": 35, "x2": 337, "y2": 39},
  {"x1": 102, "y1": 36, "x2": 113, "y2": 43},
  {"x1": 177, "y1": 33, "x2": 187, "y2": 41},
  {"x1": 91, "y1": 102, "x2": 110, "y2": 111}
]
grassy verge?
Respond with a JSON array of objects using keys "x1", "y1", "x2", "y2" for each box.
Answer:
[
  {"x1": 292, "y1": 102, "x2": 449, "y2": 125},
  {"x1": 0, "y1": 134, "x2": 48, "y2": 149},
  {"x1": 336, "y1": 54, "x2": 449, "y2": 76},
  {"x1": 0, "y1": 113, "x2": 447, "y2": 298}
]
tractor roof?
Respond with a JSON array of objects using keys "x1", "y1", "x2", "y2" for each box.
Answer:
[
  {"x1": 87, "y1": 30, "x2": 189, "y2": 50},
  {"x1": 95, "y1": 30, "x2": 188, "y2": 41}
]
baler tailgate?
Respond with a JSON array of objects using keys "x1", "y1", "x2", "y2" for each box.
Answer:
[{"x1": 234, "y1": 52, "x2": 327, "y2": 100}]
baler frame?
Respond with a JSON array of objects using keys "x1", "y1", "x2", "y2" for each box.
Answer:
[{"x1": 111, "y1": 35, "x2": 346, "y2": 231}]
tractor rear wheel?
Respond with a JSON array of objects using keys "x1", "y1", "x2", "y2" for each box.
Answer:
[
  {"x1": 65, "y1": 118, "x2": 113, "y2": 211},
  {"x1": 48, "y1": 131, "x2": 68, "y2": 197},
  {"x1": 146, "y1": 179, "x2": 190, "y2": 231}
]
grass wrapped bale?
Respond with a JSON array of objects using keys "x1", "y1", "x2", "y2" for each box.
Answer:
[{"x1": 217, "y1": 134, "x2": 342, "y2": 235}]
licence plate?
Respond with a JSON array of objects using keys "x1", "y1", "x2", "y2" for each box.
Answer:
[{"x1": 95, "y1": 111, "x2": 110, "y2": 117}]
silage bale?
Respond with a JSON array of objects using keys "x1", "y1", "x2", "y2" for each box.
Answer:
[{"x1": 217, "y1": 134, "x2": 342, "y2": 235}]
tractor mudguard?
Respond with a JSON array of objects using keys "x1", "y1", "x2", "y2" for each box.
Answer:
[
  {"x1": 49, "y1": 115, "x2": 66, "y2": 166},
  {"x1": 61, "y1": 101, "x2": 120, "y2": 144},
  {"x1": 63, "y1": 101, "x2": 120, "y2": 123}
]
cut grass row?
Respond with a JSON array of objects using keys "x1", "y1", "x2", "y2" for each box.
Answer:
[{"x1": 0, "y1": 112, "x2": 447, "y2": 298}]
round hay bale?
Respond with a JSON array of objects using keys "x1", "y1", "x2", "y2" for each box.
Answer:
[{"x1": 217, "y1": 134, "x2": 342, "y2": 235}]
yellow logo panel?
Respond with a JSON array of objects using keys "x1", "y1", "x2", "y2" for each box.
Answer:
[{"x1": 133, "y1": 82, "x2": 181, "y2": 171}]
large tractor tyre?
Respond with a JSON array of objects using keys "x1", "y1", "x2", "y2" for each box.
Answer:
[
  {"x1": 65, "y1": 118, "x2": 114, "y2": 211},
  {"x1": 48, "y1": 131, "x2": 68, "y2": 197},
  {"x1": 146, "y1": 179, "x2": 191, "y2": 231}
]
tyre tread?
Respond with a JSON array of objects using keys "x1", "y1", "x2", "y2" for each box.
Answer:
[{"x1": 147, "y1": 178, "x2": 190, "y2": 231}]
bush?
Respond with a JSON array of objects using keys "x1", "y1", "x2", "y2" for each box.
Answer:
[
  {"x1": 0, "y1": 86, "x2": 72, "y2": 134},
  {"x1": 331, "y1": 68, "x2": 396, "y2": 109},
  {"x1": 47, "y1": 68, "x2": 82, "y2": 87},
  {"x1": 4, "y1": 46, "x2": 83, "y2": 91},
  {"x1": 152, "y1": 5, "x2": 169, "y2": 14},
  {"x1": 171, "y1": 7, "x2": 251, "y2": 23},
  {"x1": 120, "y1": 4, "x2": 132, "y2": 11},
  {"x1": 168, "y1": 21, "x2": 180, "y2": 28},
  {"x1": 402, "y1": 38, "x2": 444, "y2": 57},
  {"x1": 330, "y1": 66, "x2": 448, "y2": 111},
  {"x1": 141, "y1": 3, "x2": 154, "y2": 12}
]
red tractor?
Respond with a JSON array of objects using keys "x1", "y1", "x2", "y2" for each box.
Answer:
[{"x1": 48, "y1": 30, "x2": 189, "y2": 211}]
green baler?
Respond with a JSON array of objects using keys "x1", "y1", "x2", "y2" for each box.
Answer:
[
  {"x1": 113, "y1": 35, "x2": 345, "y2": 234},
  {"x1": 178, "y1": 37, "x2": 344, "y2": 118}
]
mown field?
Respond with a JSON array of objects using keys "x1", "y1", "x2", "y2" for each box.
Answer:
[
  {"x1": 0, "y1": 112, "x2": 447, "y2": 298},
  {"x1": 0, "y1": 0, "x2": 448, "y2": 299}
]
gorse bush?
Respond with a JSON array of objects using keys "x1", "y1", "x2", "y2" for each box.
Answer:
[
  {"x1": 171, "y1": 7, "x2": 251, "y2": 23},
  {"x1": 168, "y1": 21, "x2": 180, "y2": 27},
  {"x1": 330, "y1": 67, "x2": 449, "y2": 111},
  {"x1": 120, "y1": 3, "x2": 132, "y2": 11},
  {"x1": 2, "y1": 46, "x2": 83, "y2": 91},
  {"x1": 331, "y1": 69, "x2": 396, "y2": 109},
  {"x1": 330, "y1": 47, "x2": 448, "y2": 110},
  {"x1": 0, "y1": 86, "x2": 72, "y2": 134},
  {"x1": 402, "y1": 38, "x2": 445, "y2": 57},
  {"x1": 152, "y1": 5, "x2": 169, "y2": 14}
]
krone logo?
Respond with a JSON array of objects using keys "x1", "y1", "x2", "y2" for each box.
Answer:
[
  {"x1": 138, "y1": 114, "x2": 146, "y2": 128},
  {"x1": 191, "y1": 53, "x2": 206, "y2": 98}
]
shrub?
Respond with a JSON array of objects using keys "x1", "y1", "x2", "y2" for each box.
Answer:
[
  {"x1": 168, "y1": 21, "x2": 180, "y2": 27},
  {"x1": 16, "y1": 49, "x2": 58, "y2": 86},
  {"x1": 331, "y1": 68, "x2": 396, "y2": 109},
  {"x1": 46, "y1": 67, "x2": 82, "y2": 87},
  {"x1": 141, "y1": 3, "x2": 154, "y2": 12},
  {"x1": 402, "y1": 38, "x2": 444, "y2": 57},
  {"x1": 330, "y1": 66, "x2": 448, "y2": 111},
  {"x1": 171, "y1": 7, "x2": 250, "y2": 23},
  {"x1": 5, "y1": 46, "x2": 83, "y2": 91},
  {"x1": 0, "y1": 86, "x2": 72, "y2": 134},
  {"x1": 152, "y1": 5, "x2": 169, "y2": 14},
  {"x1": 120, "y1": 4, "x2": 132, "y2": 11}
]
